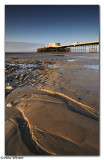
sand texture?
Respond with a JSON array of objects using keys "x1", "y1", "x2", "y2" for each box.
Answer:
[{"x1": 5, "y1": 52, "x2": 99, "y2": 155}]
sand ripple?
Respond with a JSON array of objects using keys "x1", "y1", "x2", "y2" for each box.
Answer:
[{"x1": 6, "y1": 86, "x2": 99, "y2": 155}]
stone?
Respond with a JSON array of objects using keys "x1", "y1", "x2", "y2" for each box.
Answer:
[
  {"x1": 6, "y1": 85, "x2": 13, "y2": 90},
  {"x1": 7, "y1": 102, "x2": 13, "y2": 108},
  {"x1": 15, "y1": 75, "x2": 19, "y2": 79}
]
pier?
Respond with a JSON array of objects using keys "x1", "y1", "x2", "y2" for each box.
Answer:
[{"x1": 37, "y1": 40, "x2": 99, "y2": 53}]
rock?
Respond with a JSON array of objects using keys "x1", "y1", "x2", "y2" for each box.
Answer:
[
  {"x1": 36, "y1": 61, "x2": 41, "y2": 65},
  {"x1": 78, "y1": 97, "x2": 81, "y2": 101},
  {"x1": 21, "y1": 73, "x2": 26, "y2": 78},
  {"x1": 6, "y1": 85, "x2": 13, "y2": 90},
  {"x1": 7, "y1": 75, "x2": 15, "y2": 81},
  {"x1": 15, "y1": 75, "x2": 19, "y2": 79},
  {"x1": 7, "y1": 102, "x2": 13, "y2": 108},
  {"x1": 21, "y1": 74, "x2": 24, "y2": 77},
  {"x1": 38, "y1": 66, "x2": 44, "y2": 70},
  {"x1": 29, "y1": 69, "x2": 32, "y2": 72},
  {"x1": 8, "y1": 70, "x2": 12, "y2": 74},
  {"x1": 20, "y1": 77, "x2": 23, "y2": 81}
]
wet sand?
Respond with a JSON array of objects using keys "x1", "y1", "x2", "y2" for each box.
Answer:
[{"x1": 5, "y1": 52, "x2": 99, "y2": 155}]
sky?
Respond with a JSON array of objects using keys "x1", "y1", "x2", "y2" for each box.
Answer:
[{"x1": 5, "y1": 5, "x2": 99, "y2": 52}]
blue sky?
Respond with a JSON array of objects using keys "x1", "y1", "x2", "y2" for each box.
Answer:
[{"x1": 5, "y1": 5, "x2": 99, "y2": 52}]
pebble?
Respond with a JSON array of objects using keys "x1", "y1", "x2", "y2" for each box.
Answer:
[
  {"x1": 15, "y1": 75, "x2": 19, "y2": 79},
  {"x1": 20, "y1": 77, "x2": 23, "y2": 82},
  {"x1": 78, "y1": 97, "x2": 81, "y2": 101},
  {"x1": 6, "y1": 85, "x2": 13, "y2": 90},
  {"x1": 7, "y1": 102, "x2": 13, "y2": 108},
  {"x1": 21, "y1": 74, "x2": 24, "y2": 77}
]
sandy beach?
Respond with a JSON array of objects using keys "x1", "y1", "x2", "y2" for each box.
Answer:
[{"x1": 5, "y1": 52, "x2": 99, "y2": 155}]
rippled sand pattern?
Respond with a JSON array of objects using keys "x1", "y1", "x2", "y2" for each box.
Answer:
[{"x1": 5, "y1": 53, "x2": 99, "y2": 155}]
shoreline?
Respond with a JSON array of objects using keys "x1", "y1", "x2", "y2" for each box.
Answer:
[{"x1": 5, "y1": 51, "x2": 100, "y2": 54}]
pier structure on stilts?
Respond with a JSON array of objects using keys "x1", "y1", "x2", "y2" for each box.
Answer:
[{"x1": 37, "y1": 40, "x2": 99, "y2": 53}]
